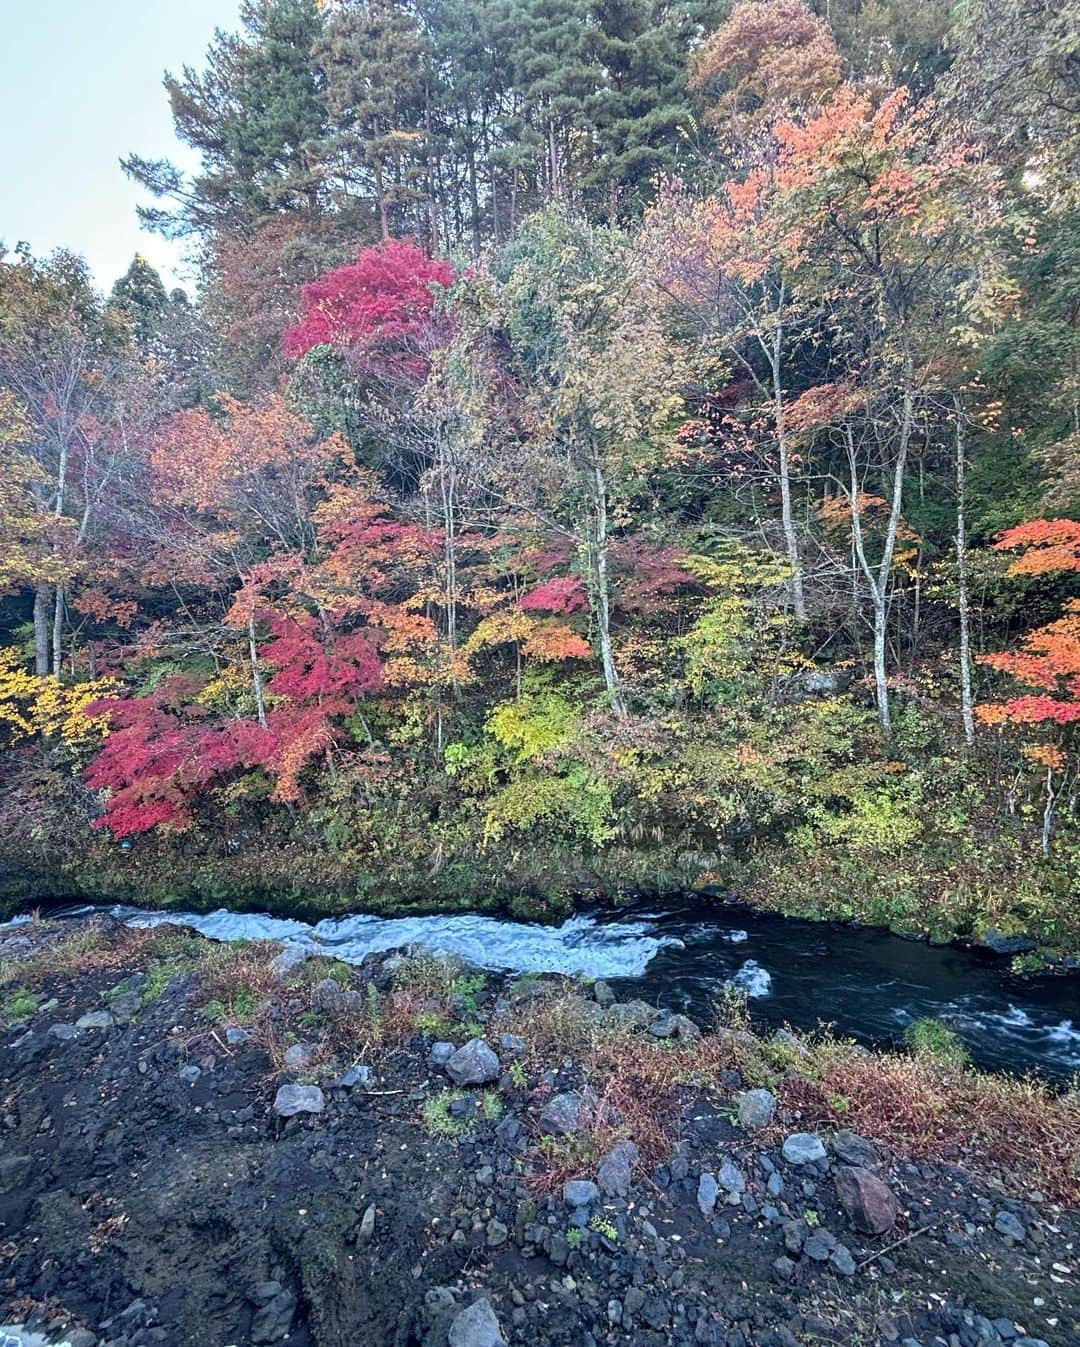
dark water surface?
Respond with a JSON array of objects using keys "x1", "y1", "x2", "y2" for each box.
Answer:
[{"x1": 23, "y1": 896, "x2": 1080, "y2": 1079}]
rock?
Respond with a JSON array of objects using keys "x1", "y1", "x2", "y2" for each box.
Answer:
[
  {"x1": 429, "y1": 1040, "x2": 456, "y2": 1068},
  {"x1": 251, "y1": 1287, "x2": 296, "y2": 1344},
  {"x1": 592, "y1": 980, "x2": 615, "y2": 1007},
  {"x1": 717, "y1": 1160, "x2": 746, "y2": 1200},
  {"x1": 75, "y1": 1010, "x2": 114, "y2": 1031},
  {"x1": 0, "y1": 1154, "x2": 32, "y2": 1193},
  {"x1": 311, "y1": 978, "x2": 345, "y2": 1013},
  {"x1": 564, "y1": 1179, "x2": 600, "y2": 1208},
  {"x1": 358, "y1": 1204, "x2": 376, "y2": 1240},
  {"x1": 225, "y1": 1026, "x2": 250, "y2": 1047},
  {"x1": 773, "y1": 1255, "x2": 796, "y2": 1281},
  {"x1": 981, "y1": 928, "x2": 1036, "y2": 956},
  {"x1": 736, "y1": 1087, "x2": 777, "y2": 1131},
  {"x1": 538, "y1": 1090, "x2": 591, "y2": 1136},
  {"x1": 283, "y1": 1042, "x2": 315, "y2": 1069},
  {"x1": 647, "y1": 1009, "x2": 701, "y2": 1040},
  {"x1": 448, "y1": 1297, "x2": 507, "y2": 1347},
  {"x1": 268, "y1": 946, "x2": 309, "y2": 980},
  {"x1": 485, "y1": 1216, "x2": 508, "y2": 1247},
  {"x1": 697, "y1": 1171, "x2": 719, "y2": 1217},
  {"x1": 272, "y1": 1083, "x2": 324, "y2": 1117},
  {"x1": 834, "y1": 1165, "x2": 899, "y2": 1235},
  {"x1": 782, "y1": 1132, "x2": 827, "y2": 1165},
  {"x1": 498, "y1": 1032, "x2": 526, "y2": 1057},
  {"x1": 333, "y1": 1063, "x2": 371, "y2": 1089},
  {"x1": 804, "y1": 1230, "x2": 837, "y2": 1262},
  {"x1": 597, "y1": 1140, "x2": 638, "y2": 1197},
  {"x1": 830, "y1": 1243, "x2": 856, "y2": 1276},
  {"x1": 47, "y1": 1022, "x2": 76, "y2": 1041},
  {"x1": 445, "y1": 1037, "x2": 500, "y2": 1086},
  {"x1": 108, "y1": 990, "x2": 143, "y2": 1024},
  {"x1": 831, "y1": 1128, "x2": 877, "y2": 1167},
  {"x1": 179, "y1": 1064, "x2": 202, "y2": 1085},
  {"x1": 993, "y1": 1210, "x2": 1026, "y2": 1241}
]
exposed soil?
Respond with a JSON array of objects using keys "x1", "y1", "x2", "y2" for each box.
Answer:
[{"x1": 0, "y1": 915, "x2": 1077, "y2": 1347}]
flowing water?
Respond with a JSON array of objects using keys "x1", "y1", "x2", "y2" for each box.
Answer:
[{"x1": 31, "y1": 897, "x2": 1080, "y2": 1079}]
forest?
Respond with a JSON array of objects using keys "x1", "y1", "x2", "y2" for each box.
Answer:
[{"x1": 0, "y1": 0, "x2": 1077, "y2": 955}]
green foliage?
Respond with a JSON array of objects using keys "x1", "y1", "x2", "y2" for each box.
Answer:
[
  {"x1": 904, "y1": 1017, "x2": 972, "y2": 1068},
  {"x1": 3, "y1": 987, "x2": 37, "y2": 1025},
  {"x1": 486, "y1": 689, "x2": 579, "y2": 763},
  {"x1": 565, "y1": 1226, "x2": 583, "y2": 1250}
]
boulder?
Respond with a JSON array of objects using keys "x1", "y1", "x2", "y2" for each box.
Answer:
[
  {"x1": 697, "y1": 1171, "x2": 719, "y2": 1217},
  {"x1": 273, "y1": 1083, "x2": 324, "y2": 1117},
  {"x1": 283, "y1": 1042, "x2": 316, "y2": 1069},
  {"x1": 564, "y1": 1179, "x2": 600, "y2": 1208},
  {"x1": 445, "y1": 1038, "x2": 500, "y2": 1086},
  {"x1": 538, "y1": 1090, "x2": 592, "y2": 1136},
  {"x1": 429, "y1": 1041, "x2": 456, "y2": 1068},
  {"x1": 648, "y1": 1009, "x2": 701, "y2": 1040},
  {"x1": 592, "y1": 980, "x2": 616, "y2": 1008},
  {"x1": 75, "y1": 1010, "x2": 114, "y2": 1031},
  {"x1": 268, "y1": 947, "x2": 309, "y2": 980},
  {"x1": 601, "y1": 999, "x2": 655, "y2": 1031},
  {"x1": 448, "y1": 1297, "x2": 507, "y2": 1347},
  {"x1": 830, "y1": 1128, "x2": 877, "y2": 1167},
  {"x1": 597, "y1": 1139, "x2": 638, "y2": 1197},
  {"x1": 833, "y1": 1165, "x2": 899, "y2": 1235},
  {"x1": 782, "y1": 1132, "x2": 827, "y2": 1165},
  {"x1": 736, "y1": 1088, "x2": 777, "y2": 1131}
]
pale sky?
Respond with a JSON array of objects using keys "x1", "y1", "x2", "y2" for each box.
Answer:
[{"x1": 0, "y1": 1, "x2": 241, "y2": 295}]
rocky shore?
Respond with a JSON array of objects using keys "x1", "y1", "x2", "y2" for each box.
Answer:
[{"x1": 0, "y1": 914, "x2": 1077, "y2": 1347}]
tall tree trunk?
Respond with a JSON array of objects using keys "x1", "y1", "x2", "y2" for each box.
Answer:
[
  {"x1": 33, "y1": 583, "x2": 50, "y2": 675},
  {"x1": 592, "y1": 463, "x2": 626, "y2": 715},
  {"x1": 770, "y1": 285, "x2": 805, "y2": 621},
  {"x1": 249, "y1": 612, "x2": 268, "y2": 731},
  {"x1": 51, "y1": 584, "x2": 64, "y2": 677},
  {"x1": 954, "y1": 394, "x2": 975, "y2": 747}
]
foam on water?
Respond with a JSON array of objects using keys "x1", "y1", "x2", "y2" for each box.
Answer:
[
  {"x1": 727, "y1": 958, "x2": 772, "y2": 998},
  {"x1": 100, "y1": 903, "x2": 679, "y2": 979}
]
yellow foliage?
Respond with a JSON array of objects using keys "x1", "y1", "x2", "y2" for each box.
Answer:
[{"x1": 0, "y1": 650, "x2": 118, "y2": 748}]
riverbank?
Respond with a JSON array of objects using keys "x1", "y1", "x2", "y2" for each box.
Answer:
[{"x1": 2, "y1": 913, "x2": 1078, "y2": 1346}]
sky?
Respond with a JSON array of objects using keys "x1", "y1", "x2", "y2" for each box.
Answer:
[{"x1": 0, "y1": 0, "x2": 241, "y2": 295}]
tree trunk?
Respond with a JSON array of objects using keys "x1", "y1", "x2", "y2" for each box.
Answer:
[
  {"x1": 954, "y1": 395, "x2": 975, "y2": 747},
  {"x1": 249, "y1": 612, "x2": 268, "y2": 731},
  {"x1": 592, "y1": 463, "x2": 626, "y2": 715},
  {"x1": 51, "y1": 584, "x2": 64, "y2": 677},
  {"x1": 33, "y1": 583, "x2": 50, "y2": 675},
  {"x1": 771, "y1": 287, "x2": 805, "y2": 621}
]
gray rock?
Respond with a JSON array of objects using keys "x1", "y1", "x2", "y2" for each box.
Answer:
[
  {"x1": 597, "y1": 1140, "x2": 638, "y2": 1197},
  {"x1": 311, "y1": 978, "x2": 345, "y2": 1013},
  {"x1": 782, "y1": 1132, "x2": 827, "y2": 1165},
  {"x1": 251, "y1": 1287, "x2": 296, "y2": 1344},
  {"x1": 0, "y1": 1154, "x2": 32, "y2": 1193},
  {"x1": 773, "y1": 1255, "x2": 796, "y2": 1280},
  {"x1": 592, "y1": 980, "x2": 616, "y2": 1008},
  {"x1": 429, "y1": 1041, "x2": 456, "y2": 1068},
  {"x1": 831, "y1": 1128, "x2": 877, "y2": 1167},
  {"x1": 498, "y1": 1033, "x2": 526, "y2": 1057},
  {"x1": 448, "y1": 1297, "x2": 507, "y2": 1347},
  {"x1": 981, "y1": 928, "x2": 1035, "y2": 956},
  {"x1": 804, "y1": 1230, "x2": 836, "y2": 1261},
  {"x1": 445, "y1": 1037, "x2": 500, "y2": 1086},
  {"x1": 993, "y1": 1210, "x2": 1026, "y2": 1241},
  {"x1": 75, "y1": 1010, "x2": 114, "y2": 1031},
  {"x1": 736, "y1": 1087, "x2": 777, "y2": 1131},
  {"x1": 358, "y1": 1204, "x2": 376, "y2": 1240},
  {"x1": 283, "y1": 1042, "x2": 315, "y2": 1069},
  {"x1": 179, "y1": 1064, "x2": 202, "y2": 1085},
  {"x1": 564, "y1": 1179, "x2": 600, "y2": 1208},
  {"x1": 830, "y1": 1243, "x2": 856, "y2": 1276},
  {"x1": 717, "y1": 1160, "x2": 746, "y2": 1199},
  {"x1": 225, "y1": 1026, "x2": 250, "y2": 1047},
  {"x1": 268, "y1": 946, "x2": 309, "y2": 980},
  {"x1": 648, "y1": 1009, "x2": 701, "y2": 1040},
  {"x1": 334, "y1": 1063, "x2": 371, "y2": 1089},
  {"x1": 485, "y1": 1217, "x2": 508, "y2": 1247},
  {"x1": 47, "y1": 1022, "x2": 76, "y2": 1041},
  {"x1": 273, "y1": 1083, "x2": 324, "y2": 1117},
  {"x1": 601, "y1": 999, "x2": 654, "y2": 1031},
  {"x1": 697, "y1": 1171, "x2": 719, "y2": 1217},
  {"x1": 109, "y1": 990, "x2": 143, "y2": 1024},
  {"x1": 538, "y1": 1090, "x2": 591, "y2": 1135}
]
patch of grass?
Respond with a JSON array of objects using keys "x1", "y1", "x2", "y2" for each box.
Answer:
[
  {"x1": 3, "y1": 987, "x2": 38, "y2": 1025},
  {"x1": 421, "y1": 1090, "x2": 474, "y2": 1139},
  {"x1": 393, "y1": 954, "x2": 457, "y2": 1000},
  {"x1": 481, "y1": 1090, "x2": 503, "y2": 1122},
  {"x1": 904, "y1": 1017, "x2": 971, "y2": 1067},
  {"x1": 415, "y1": 1009, "x2": 454, "y2": 1038},
  {"x1": 588, "y1": 1214, "x2": 618, "y2": 1241},
  {"x1": 509, "y1": 1059, "x2": 527, "y2": 1089},
  {"x1": 453, "y1": 973, "x2": 486, "y2": 1017}
]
